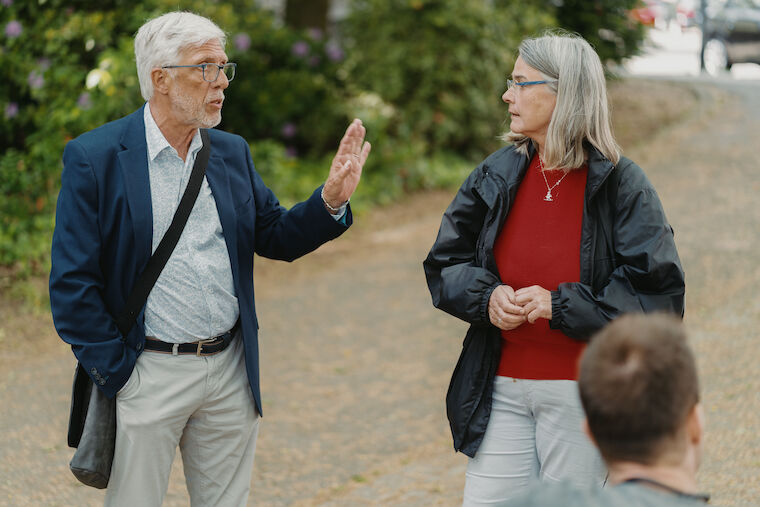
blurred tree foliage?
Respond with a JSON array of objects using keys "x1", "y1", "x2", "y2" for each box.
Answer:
[
  {"x1": 0, "y1": 0, "x2": 644, "y2": 277},
  {"x1": 341, "y1": 0, "x2": 552, "y2": 160},
  {"x1": 548, "y1": 0, "x2": 645, "y2": 64}
]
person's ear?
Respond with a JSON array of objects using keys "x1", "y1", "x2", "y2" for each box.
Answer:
[
  {"x1": 152, "y1": 67, "x2": 170, "y2": 95},
  {"x1": 687, "y1": 403, "x2": 704, "y2": 446}
]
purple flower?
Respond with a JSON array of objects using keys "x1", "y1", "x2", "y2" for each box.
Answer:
[
  {"x1": 77, "y1": 92, "x2": 91, "y2": 110},
  {"x1": 4, "y1": 102, "x2": 18, "y2": 118},
  {"x1": 2, "y1": 0, "x2": 14, "y2": 6},
  {"x1": 281, "y1": 122, "x2": 297, "y2": 139},
  {"x1": 308, "y1": 55, "x2": 321, "y2": 68},
  {"x1": 291, "y1": 41, "x2": 309, "y2": 58},
  {"x1": 307, "y1": 28, "x2": 323, "y2": 41},
  {"x1": 37, "y1": 57, "x2": 51, "y2": 70},
  {"x1": 28, "y1": 70, "x2": 44, "y2": 89},
  {"x1": 4, "y1": 20, "x2": 22, "y2": 38},
  {"x1": 285, "y1": 146, "x2": 298, "y2": 158},
  {"x1": 326, "y1": 44, "x2": 344, "y2": 62},
  {"x1": 234, "y1": 33, "x2": 251, "y2": 52}
]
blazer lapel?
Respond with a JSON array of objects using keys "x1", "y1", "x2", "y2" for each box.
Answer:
[
  {"x1": 205, "y1": 150, "x2": 240, "y2": 283},
  {"x1": 117, "y1": 106, "x2": 153, "y2": 267}
]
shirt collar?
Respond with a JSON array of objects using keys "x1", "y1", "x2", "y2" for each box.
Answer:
[{"x1": 143, "y1": 102, "x2": 203, "y2": 162}]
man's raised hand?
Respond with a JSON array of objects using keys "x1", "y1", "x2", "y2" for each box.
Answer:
[{"x1": 321, "y1": 119, "x2": 371, "y2": 213}]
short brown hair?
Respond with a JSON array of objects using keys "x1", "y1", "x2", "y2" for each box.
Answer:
[{"x1": 578, "y1": 314, "x2": 699, "y2": 465}]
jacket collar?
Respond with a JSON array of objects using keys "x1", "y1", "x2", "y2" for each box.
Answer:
[{"x1": 492, "y1": 141, "x2": 615, "y2": 200}]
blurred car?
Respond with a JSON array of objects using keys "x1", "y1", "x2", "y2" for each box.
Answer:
[
  {"x1": 703, "y1": 0, "x2": 760, "y2": 75},
  {"x1": 676, "y1": 0, "x2": 698, "y2": 27}
]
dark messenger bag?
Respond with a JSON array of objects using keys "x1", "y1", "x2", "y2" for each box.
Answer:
[{"x1": 66, "y1": 128, "x2": 210, "y2": 489}]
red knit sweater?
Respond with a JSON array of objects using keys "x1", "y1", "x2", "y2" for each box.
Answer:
[{"x1": 493, "y1": 154, "x2": 588, "y2": 380}]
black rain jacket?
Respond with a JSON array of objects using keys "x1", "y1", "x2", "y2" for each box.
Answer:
[{"x1": 423, "y1": 143, "x2": 685, "y2": 457}]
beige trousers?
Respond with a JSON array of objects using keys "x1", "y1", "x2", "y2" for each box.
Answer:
[{"x1": 105, "y1": 335, "x2": 259, "y2": 507}]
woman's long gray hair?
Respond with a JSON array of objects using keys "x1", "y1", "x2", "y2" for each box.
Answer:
[{"x1": 504, "y1": 31, "x2": 621, "y2": 170}]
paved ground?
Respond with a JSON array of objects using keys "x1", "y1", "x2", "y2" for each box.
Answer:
[{"x1": 1, "y1": 75, "x2": 759, "y2": 506}]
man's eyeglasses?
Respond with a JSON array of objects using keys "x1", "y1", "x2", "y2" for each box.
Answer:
[
  {"x1": 506, "y1": 79, "x2": 557, "y2": 91},
  {"x1": 161, "y1": 63, "x2": 237, "y2": 83}
]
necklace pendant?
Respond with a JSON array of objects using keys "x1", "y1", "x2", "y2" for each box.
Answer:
[{"x1": 544, "y1": 190, "x2": 553, "y2": 202}]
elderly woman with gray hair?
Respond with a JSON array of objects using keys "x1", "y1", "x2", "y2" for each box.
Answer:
[{"x1": 423, "y1": 32, "x2": 684, "y2": 504}]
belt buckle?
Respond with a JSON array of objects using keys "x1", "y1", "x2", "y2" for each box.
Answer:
[{"x1": 196, "y1": 338, "x2": 216, "y2": 356}]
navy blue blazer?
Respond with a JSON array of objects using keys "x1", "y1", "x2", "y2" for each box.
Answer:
[{"x1": 49, "y1": 105, "x2": 351, "y2": 415}]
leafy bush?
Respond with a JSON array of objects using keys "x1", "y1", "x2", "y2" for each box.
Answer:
[
  {"x1": 222, "y1": 16, "x2": 349, "y2": 158},
  {"x1": 0, "y1": 0, "x2": 645, "y2": 282},
  {"x1": 1, "y1": 1, "x2": 153, "y2": 271},
  {"x1": 0, "y1": 0, "x2": 351, "y2": 274}
]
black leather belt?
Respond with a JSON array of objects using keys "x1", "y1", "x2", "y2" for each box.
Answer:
[{"x1": 143, "y1": 321, "x2": 239, "y2": 356}]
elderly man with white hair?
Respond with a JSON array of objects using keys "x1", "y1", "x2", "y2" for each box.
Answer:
[{"x1": 50, "y1": 11, "x2": 370, "y2": 506}]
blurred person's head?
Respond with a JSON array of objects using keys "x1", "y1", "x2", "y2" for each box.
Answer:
[
  {"x1": 135, "y1": 12, "x2": 229, "y2": 130},
  {"x1": 578, "y1": 313, "x2": 703, "y2": 476},
  {"x1": 502, "y1": 31, "x2": 620, "y2": 171}
]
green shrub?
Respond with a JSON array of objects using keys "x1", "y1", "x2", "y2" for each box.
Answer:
[
  {"x1": 1, "y1": 0, "x2": 643, "y2": 282},
  {"x1": 1, "y1": 1, "x2": 153, "y2": 270},
  {"x1": 0, "y1": 0, "x2": 350, "y2": 274}
]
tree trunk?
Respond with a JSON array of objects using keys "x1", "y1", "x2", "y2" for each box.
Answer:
[{"x1": 285, "y1": 0, "x2": 329, "y2": 31}]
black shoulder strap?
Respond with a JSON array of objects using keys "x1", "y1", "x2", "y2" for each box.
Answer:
[{"x1": 114, "y1": 128, "x2": 211, "y2": 336}]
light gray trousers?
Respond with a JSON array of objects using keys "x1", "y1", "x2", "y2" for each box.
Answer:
[
  {"x1": 463, "y1": 376, "x2": 606, "y2": 505},
  {"x1": 105, "y1": 335, "x2": 259, "y2": 507}
]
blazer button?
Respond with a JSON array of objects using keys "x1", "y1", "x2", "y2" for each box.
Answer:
[
  {"x1": 90, "y1": 368, "x2": 97, "y2": 375},
  {"x1": 99, "y1": 379, "x2": 106, "y2": 386}
]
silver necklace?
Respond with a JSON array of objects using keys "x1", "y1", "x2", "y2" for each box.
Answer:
[{"x1": 538, "y1": 156, "x2": 568, "y2": 202}]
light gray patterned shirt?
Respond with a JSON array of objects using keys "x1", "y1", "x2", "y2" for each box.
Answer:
[{"x1": 142, "y1": 104, "x2": 238, "y2": 343}]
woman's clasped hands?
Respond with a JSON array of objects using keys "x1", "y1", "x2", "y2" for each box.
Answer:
[{"x1": 488, "y1": 284, "x2": 553, "y2": 330}]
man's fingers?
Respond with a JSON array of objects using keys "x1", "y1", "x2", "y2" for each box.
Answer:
[
  {"x1": 337, "y1": 120, "x2": 364, "y2": 156},
  {"x1": 338, "y1": 120, "x2": 364, "y2": 155},
  {"x1": 360, "y1": 141, "x2": 371, "y2": 165}
]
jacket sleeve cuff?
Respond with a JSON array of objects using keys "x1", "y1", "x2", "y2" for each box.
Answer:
[
  {"x1": 480, "y1": 283, "x2": 500, "y2": 324},
  {"x1": 549, "y1": 290, "x2": 562, "y2": 330}
]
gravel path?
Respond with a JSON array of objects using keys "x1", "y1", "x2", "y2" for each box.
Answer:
[{"x1": 0, "y1": 77, "x2": 758, "y2": 506}]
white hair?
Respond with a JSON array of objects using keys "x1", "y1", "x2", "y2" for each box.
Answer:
[
  {"x1": 134, "y1": 11, "x2": 226, "y2": 101},
  {"x1": 504, "y1": 31, "x2": 621, "y2": 170}
]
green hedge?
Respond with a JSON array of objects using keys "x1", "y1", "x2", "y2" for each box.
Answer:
[{"x1": 1, "y1": 0, "x2": 645, "y2": 279}]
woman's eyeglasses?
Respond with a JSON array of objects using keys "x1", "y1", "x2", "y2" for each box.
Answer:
[{"x1": 506, "y1": 79, "x2": 557, "y2": 91}]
